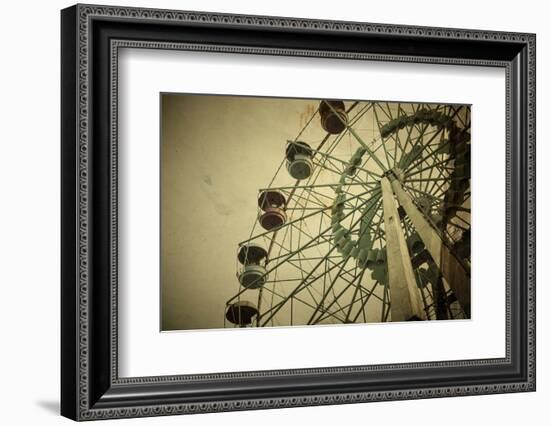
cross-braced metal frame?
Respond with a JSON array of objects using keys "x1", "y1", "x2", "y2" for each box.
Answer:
[{"x1": 226, "y1": 100, "x2": 471, "y2": 328}]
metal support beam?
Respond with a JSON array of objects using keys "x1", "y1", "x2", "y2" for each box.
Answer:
[
  {"x1": 324, "y1": 101, "x2": 387, "y2": 172},
  {"x1": 391, "y1": 178, "x2": 471, "y2": 316},
  {"x1": 381, "y1": 177, "x2": 426, "y2": 321}
]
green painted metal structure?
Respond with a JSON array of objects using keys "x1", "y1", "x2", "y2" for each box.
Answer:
[{"x1": 226, "y1": 100, "x2": 471, "y2": 327}]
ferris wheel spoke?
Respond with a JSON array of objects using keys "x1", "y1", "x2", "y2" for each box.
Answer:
[
  {"x1": 306, "y1": 254, "x2": 354, "y2": 324},
  {"x1": 261, "y1": 181, "x2": 377, "y2": 193},
  {"x1": 280, "y1": 256, "x2": 322, "y2": 280},
  {"x1": 372, "y1": 104, "x2": 395, "y2": 170},
  {"x1": 394, "y1": 111, "x2": 417, "y2": 162},
  {"x1": 380, "y1": 284, "x2": 390, "y2": 322},
  {"x1": 267, "y1": 250, "x2": 341, "y2": 264},
  {"x1": 317, "y1": 152, "x2": 349, "y2": 175},
  {"x1": 268, "y1": 233, "x2": 330, "y2": 262},
  {"x1": 419, "y1": 162, "x2": 450, "y2": 193},
  {"x1": 293, "y1": 189, "x2": 330, "y2": 210},
  {"x1": 345, "y1": 102, "x2": 375, "y2": 132},
  {"x1": 294, "y1": 166, "x2": 332, "y2": 208},
  {"x1": 312, "y1": 156, "x2": 382, "y2": 183},
  {"x1": 288, "y1": 190, "x2": 328, "y2": 210},
  {"x1": 405, "y1": 177, "x2": 452, "y2": 183},
  {"x1": 309, "y1": 160, "x2": 344, "y2": 178},
  {"x1": 305, "y1": 187, "x2": 341, "y2": 204},
  {"x1": 229, "y1": 227, "x2": 337, "y2": 308},
  {"x1": 343, "y1": 266, "x2": 367, "y2": 322},
  {"x1": 401, "y1": 184, "x2": 446, "y2": 208},
  {"x1": 391, "y1": 113, "x2": 410, "y2": 168},
  {"x1": 383, "y1": 298, "x2": 392, "y2": 321},
  {"x1": 263, "y1": 277, "x2": 315, "y2": 284},
  {"x1": 402, "y1": 104, "x2": 462, "y2": 171},
  {"x1": 418, "y1": 138, "x2": 453, "y2": 174},
  {"x1": 405, "y1": 155, "x2": 456, "y2": 179},
  {"x1": 357, "y1": 289, "x2": 368, "y2": 323},
  {"x1": 315, "y1": 262, "x2": 387, "y2": 323},
  {"x1": 402, "y1": 127, "x2": 446, "y2": 174},
  {"x1": 259, "y1": 285, "x2": 340, "y2": 322},
  {"x1": 267, "y1": 216, "x2": 293, "y2": 258},
  {"x1": 323, "y1": 101, "x2": 388, "y2": 173},
  {"x1": 259, "y1": 193, "x2": 376, "y2": 325},
  {"x1": 411, "y1": 108, "x2": 468, "y2": 176},
  {"x1": 405, "y1": 137, "x2": 451, "y2": 180},
  {"x1": 349, "y1": 280, "x2": 383, "y2": 323},
  {"x1": 314, "y1": 268, "x2": 367, "y2": 324},
  {"x1": 237, "y1": 207, "x2": 329, "y2": 247},
  {"x1": 394, "y1": 121, "x2": 442, "y2": 168},
  {"x1": 322, "y1": 256, "x2": 365, "y2": 286},
  {"x1": 368, "y1": 211, "x2": 385, "y2": 244},
  {"x1": 297, "y1": 237, "x2": 350, "y2": 315},
  {"x1": 258, "y1": 230, "x2": 353, "y2": 322},
  {"x1": 376, "y1": 101, "x2": 394, "y2": 121},
  {"x1": 346, "y1": 190, "x2": 365, "y2": 231},
  {"x1": 393, "y1": 134, "x2": 407, "y2": 169},
  {"x1": 288, "y1": 222, "x2": 320, "y2": 247},
  {"x1": 259, "y1": 255, "x2": 349, "y2": 325},
  {"x1": 313, "y1": 121, "x2": 353, "y2": 161},
  {"x1": 302, "y1": 215, "x2": 340, "y2": 257},
  {"x1": 344, "y1": 100, "x2": 362, "y2": 118},
  {"x1": 421, "y1": 132, "x2": 446, "y2": 194},
  {"x1": 426, "y1": 166, "x2": 458, "y2": 199},
  {"x1": 429, "y1": 179, "x2": 452, "y2": 201},
  {"x1": 380, "y1": 136, "x2": 396, "y2": 170},
  {"x1": 309, "y1": 199, "x2": 384, "y2": 324}
]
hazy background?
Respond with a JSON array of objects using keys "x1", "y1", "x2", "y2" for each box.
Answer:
[{"x1": 161, "y1": 94, "x2": 331, "y2": 330}]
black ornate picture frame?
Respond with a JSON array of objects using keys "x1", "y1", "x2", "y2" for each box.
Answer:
[{"x1": 61, "y1": 3, "x2": 536, "y2": 421}]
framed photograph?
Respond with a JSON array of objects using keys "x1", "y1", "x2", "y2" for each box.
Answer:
[{"x1": 61, "y1": 4, "x2": 536, "y2": 421}]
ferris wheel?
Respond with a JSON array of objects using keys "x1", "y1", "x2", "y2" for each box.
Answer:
[{"x1": 224, "y1": 99, "x2": 471, "y2": 328}]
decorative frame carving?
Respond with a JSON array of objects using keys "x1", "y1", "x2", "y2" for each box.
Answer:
[{"x1": 61, "y1": 4, "x2": 535, "y2": 420}]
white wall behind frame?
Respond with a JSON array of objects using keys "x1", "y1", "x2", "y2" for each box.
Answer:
[{"x1": 0, "y1": 1, "x2": 546, "y2": 426}]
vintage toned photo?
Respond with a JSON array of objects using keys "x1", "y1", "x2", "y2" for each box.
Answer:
[{"x1": 160, "y1": 94, "x2": 471, "y2": 331}]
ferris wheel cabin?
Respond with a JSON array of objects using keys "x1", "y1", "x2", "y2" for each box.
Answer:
[
  {"x1": 319, "y1": 100, "x2": 348, "y2": 134},
  {"x1": 237, "y1": 243, "x2": 268, "y2": 289},
  {"x1": 225, "y1": 301, "x2": 259, "y2": 327},
  {"x1": 258, "y1": 190, "x2": 287, "y2": 231},
  {"x1": 285, "y1": 141, "x2": 314, "y2": 180}
]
